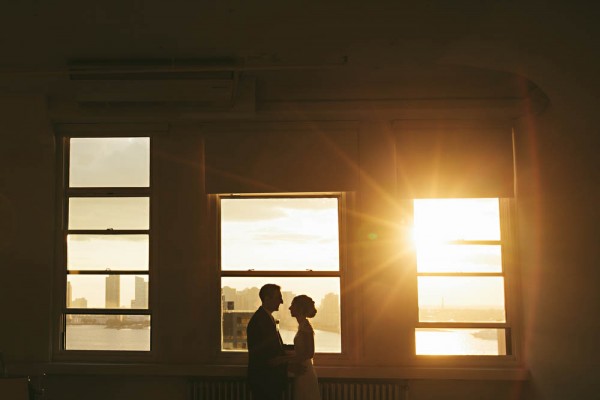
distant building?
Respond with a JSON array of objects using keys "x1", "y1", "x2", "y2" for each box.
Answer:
[
  {"x1": 278, "y1": 291, "x2": 296, "y2": 330},
  {"x1": 131, "y1": 276, "x2": 148, "y2": 308},
  {"x1": 71, "y1": 297, "x2": 88, "y2": 308},
  {"x1": 313, "y1": 293, "x2": 340, "y2": 333},
  {"x1": 221, "y1": 286, "x2": 261, "y2": 311},
  {"x1": 105, "y1": 275, "x2": 120, "y2": 308},
  {"x1": 66, "y1": 281, "x2": 72, "y2": 307},
  {"x1": 222, "y1": 309, "x2": 254, "y2": 350}
]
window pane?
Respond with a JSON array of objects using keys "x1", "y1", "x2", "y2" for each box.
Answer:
[
  {"x1": 67, "y1": 234, "x2": 148, "y2": 271},
  {"x1": 413, "y1": 198, "x2": 500, "y2": 242},
  {"x1": 221, "y1": 277, "x2": 341, "y2": 353},
  {"x1": 65, "y1": 314, "x2": 150, "y2": 351},
  {"x1": 221, "y1": 198, "x2": 339, "y2": 271},
  {"x1": 69, "y1": 197, "x2": 149, "y2": 230},
  {"x1": 416, "y1": 328, "x2": 508, "y2": 355},
  {"x1": 69, "y1": 137, "x2": 150, "y2": 187},
  {"x1": 67, "y1": 275, "x2": 148, "y2": 309},
  {"x1": 416, "y1": 244, "x2": 502, "y2": 273},
  {"x1": 418, "y1": 277, "x2": 506, "y2": 322}
]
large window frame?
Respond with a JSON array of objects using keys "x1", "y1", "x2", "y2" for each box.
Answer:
[
  {"x1": 215, "y1": 192, "x2": 349, "y2": 363},
  {"x1": 55, "y1": 134, "x2": 154, "y2": 360},
  {"x1": 48, "y1": 129, "x2": 521, "y2": 372}
]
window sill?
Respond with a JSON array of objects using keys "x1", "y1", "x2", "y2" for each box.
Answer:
[{"x1": 8, "y1": 363, "x2": 529, "y2": 381}]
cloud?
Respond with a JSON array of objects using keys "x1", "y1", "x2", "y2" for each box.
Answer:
[
  {"x1": 68, "y1": 235, "x2": 147, "y2": 242},
  {"x1": 254, "y1": 232, "x2": 321, "y2": 243},
  {"x1": 221, "y1": 197, "x2": 337, "y2": 222},
  {"x1": 70, "y1": 138, "x2": 149, "y2": 187},
  {"x1": 220, "y1": 200, "x2": 286, "y2": 221}
]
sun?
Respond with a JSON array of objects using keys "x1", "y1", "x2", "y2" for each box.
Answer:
[{"x1": 412, "y1": 198, "x2": 500, "y2": 248}]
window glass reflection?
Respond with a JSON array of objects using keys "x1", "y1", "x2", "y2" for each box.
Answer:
[
  {"x1": 69, "y1": 197, "x2": 149, "y2": 230},
  {"x1": 69, "y1": 137, "x2": 149, "y2": 187},
  {"x1": 221, "y1": 198, "x2": 339, "y2": 271},
  {"x1": 416, "y1": 244, "x2": 502, "y2": 273},
  {"x1": 413, "y1": 198, "x2": 500, "y2": 242},
  {"x1": 416, "y1": 328, "x2": 507, "y2": 355},
  {"x1": 67, "y1": 234, "x2": 149, "y2": 271},
  {"x1": 418, "y1": 277, "x2": 506, "y2": 323},
  {"x1": 65, "y1": 314, "x2": 150, "y2": 351},
  {"x1": 67, "y1": 275, "x2": 148, "y2": 309}
]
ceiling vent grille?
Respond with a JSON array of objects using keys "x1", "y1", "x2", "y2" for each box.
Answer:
[{"x1": 69, "y1": 60, "x2": 239, "y2": 106}]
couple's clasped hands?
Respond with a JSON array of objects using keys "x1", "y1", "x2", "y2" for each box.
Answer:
[
  {"x1": 285, "y1": 349, "x2": 307, "y2": 376},
  {"x1": 267, "y1": 351, "x2": 307, "y2": 375},
  {"x1": 287, "y1": 361, "x2": 307, "y2": 376}
]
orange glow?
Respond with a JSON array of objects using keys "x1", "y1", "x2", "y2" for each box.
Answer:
[
  {"x1": 412, "y1": 198, "x2": 500, "y2": 246},
  {"x1": 412, "y1": 198, "x2": 506, "y2": 355}
]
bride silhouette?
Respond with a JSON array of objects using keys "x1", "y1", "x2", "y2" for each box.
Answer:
[{"x1": 288, "y1": 295, "x2": 321, "y2": 400}]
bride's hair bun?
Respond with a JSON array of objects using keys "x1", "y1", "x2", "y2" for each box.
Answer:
[{"x1": 293, "y1": 294, "x2": 317, "y2": 318}]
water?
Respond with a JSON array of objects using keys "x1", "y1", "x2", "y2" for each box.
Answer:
[
  {"x1": 65, "y1": 325, "x2": 340, "y2": 352},
  {"x1": 66, "y1": 325, "x2": 497, "y2": 354},
  {"x1": 415, "y1": 329, "x2": 503, "y2": 355},
  {"x1": 66, "y1": 325, "x2": 150, "y2": 351},
  {"x1": 279, "y1": 328, "x2": 341, "y2": 353}
]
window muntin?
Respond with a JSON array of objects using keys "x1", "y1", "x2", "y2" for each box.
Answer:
[
  {"x1": 413, "y1": 198, "x2": 510, "y2": 356},
  {"x1": 219, "y1": 195, "x2": 343, "y2": 353},
  {"x1": 63, "y1": 137, "x2": 151, "y2": 352}
]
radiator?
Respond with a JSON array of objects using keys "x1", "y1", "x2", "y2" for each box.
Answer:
[
  {"x1": 191, "y1": 378, "x2": 408, "y2": 400},
  {"x1": 320, "y1": 380, "x2": 407, "y2": 400}
]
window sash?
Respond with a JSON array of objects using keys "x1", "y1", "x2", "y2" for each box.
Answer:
[
  {"x1": 413, "y1": 198, "x2": 513, "y2": 356},
  {"x1": 218, "y1": 193, "x2": 345, "y2": 354},
  {"x1": 60, "y1": 136, "x2": 152, "y2": 354}
]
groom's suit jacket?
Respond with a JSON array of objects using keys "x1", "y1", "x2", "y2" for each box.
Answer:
[{"x1": 246, "y1": 307, "x2": 287, "y2": 394}]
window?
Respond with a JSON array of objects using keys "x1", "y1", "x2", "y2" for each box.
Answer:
[
  {"x1": 412, "y1": 198, "x2": 513, "y2": 356},
  {"x1": 62, "y1": 137, "x2": 152, "y2": 351},
  {"x1": 219, "y1": 195, "x2": 343, "y2": 353}
]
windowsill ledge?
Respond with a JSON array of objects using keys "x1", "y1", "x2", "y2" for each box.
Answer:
[
  {"x1": 317, "y1": 366, "x2": 529, "y2": 381},
  {"x1": 7, "y1": 363, "x2": 529, "y2": 381}
]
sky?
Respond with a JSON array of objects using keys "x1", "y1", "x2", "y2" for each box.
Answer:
[{"x1": 220, "y1": 197, "x2": 340, "y2": 271}]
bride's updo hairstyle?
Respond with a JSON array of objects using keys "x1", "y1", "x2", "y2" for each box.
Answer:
[{"x1": 293, "y1": 295, "x2": 317, "y2": 318}]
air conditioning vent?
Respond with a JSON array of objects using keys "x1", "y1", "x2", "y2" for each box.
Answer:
[
  {"x1": 74, "y1": 80, "x2": 235, "y2": 103},
  {"x1": 69, "y1": 59, "x2": 239, "y2": 104}
]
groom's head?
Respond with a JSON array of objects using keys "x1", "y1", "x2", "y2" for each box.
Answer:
[{"x1": 260, "y1": 283, "x2": 283, "y2": 313}]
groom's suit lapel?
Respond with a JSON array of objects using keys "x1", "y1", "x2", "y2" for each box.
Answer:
[{"x1": 262, "y1": 307, "x2": 284, "y2": 351}]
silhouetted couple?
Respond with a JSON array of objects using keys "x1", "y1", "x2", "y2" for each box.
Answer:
[{"x1": 247, "y1": 283, "x2": 320, "y2": 400}]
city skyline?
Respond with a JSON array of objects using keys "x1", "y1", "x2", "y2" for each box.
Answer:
[
  {"x1": 221, "y1": 285, "x2": 341, "y2": 331},
  {"x1": 67, "y1": 275, "x2": 148, "y2": 309}
]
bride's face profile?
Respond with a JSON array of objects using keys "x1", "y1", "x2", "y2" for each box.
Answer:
[{"x1": 289, "y1": 301, "x2": 301, "y2": 318}]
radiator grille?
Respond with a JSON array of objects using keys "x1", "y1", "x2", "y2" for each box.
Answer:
[
  {"x1": 191, "y1": 378, "x2": 408, "y2": 400},
  {"x1": 320, "y1": 381, "x2": 407, "y2": 400}
]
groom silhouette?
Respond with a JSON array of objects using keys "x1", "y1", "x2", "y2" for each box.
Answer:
[{"x1": 246, "y1": 284, "x2": 289, "y2": 400}]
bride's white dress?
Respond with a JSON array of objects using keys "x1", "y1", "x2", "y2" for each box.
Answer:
[{"x1": 293, "y1": 320, "x2": 320, "y2": 400}]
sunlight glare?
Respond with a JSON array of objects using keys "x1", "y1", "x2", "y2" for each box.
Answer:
[{"x1": 412, "y1": 198, "x2": 500, "y2": 249}]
